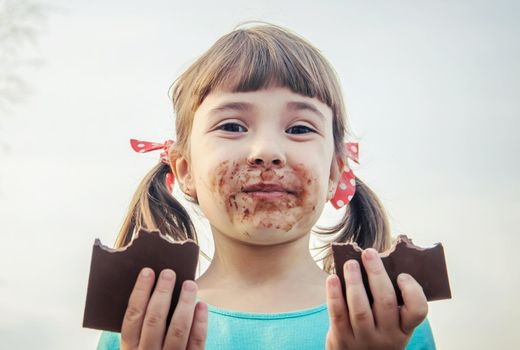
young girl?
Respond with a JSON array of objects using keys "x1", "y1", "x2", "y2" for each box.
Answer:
[{"x1": 97, "y1": 21, "x2": 435, "y2": 350}]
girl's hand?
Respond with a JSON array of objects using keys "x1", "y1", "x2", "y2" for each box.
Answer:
[
  {"x1": 120, "y1": 268, "x2": 208, "y2": 350},
  {"x1": 325, "y1": 248, "x2": 428, "y2": 350}
]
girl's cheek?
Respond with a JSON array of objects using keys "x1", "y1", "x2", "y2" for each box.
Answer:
[{"x1": 208, "y1": 161, "x2": 322, "y2": 231}]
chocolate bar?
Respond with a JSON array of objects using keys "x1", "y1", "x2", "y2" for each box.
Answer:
[
  {"x1": 331, "y1": 235, "x2": 451, "y2": 306},
  {"x1": 82, "y1": 228, "x2": 199, "y2": 332}
]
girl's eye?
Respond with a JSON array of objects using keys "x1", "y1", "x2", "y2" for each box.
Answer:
[
  {"x1": 286, "y1": 125, "x2": 315, "y2": 134},
  {"x1": 216, "y1": 123, "x2": 315, "y2": 134},
  {"x1": 216, "y1": 122, "x2": 247, "y2": 132}
]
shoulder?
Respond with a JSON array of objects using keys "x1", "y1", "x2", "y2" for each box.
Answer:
[
  {"x1": 406, "y1": 318, "x2": 436, "y2": 350},
  {"x1": 96, "y1": 331, "x2": 121, "y2": 350}
]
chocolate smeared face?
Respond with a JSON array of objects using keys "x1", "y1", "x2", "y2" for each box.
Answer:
[
  {"x1": 209, "y1": 160, "x2": 320, "y2": 233},
  {"x1": 180, "y1": 86, "x2": 343, "y2": 244}
]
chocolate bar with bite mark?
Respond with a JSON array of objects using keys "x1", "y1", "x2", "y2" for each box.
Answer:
[
  {"x1": 331, "y1": 235, "x2": 451, "y2": 306},
  {"x1": 82, "y1": 228, "x2": 199, "y2": 332}
]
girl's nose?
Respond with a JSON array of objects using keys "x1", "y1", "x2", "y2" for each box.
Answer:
[
  {"x1": 246, "y1": 128, "x2": 287, "y2": 168},
  {"x1": 247, "y1": 152, "x2": 286, "y2": 168}
]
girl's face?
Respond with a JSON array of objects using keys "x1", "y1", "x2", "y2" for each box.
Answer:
[{"x1": 175, "y1": 86, "x2": 344, "y2": 245}]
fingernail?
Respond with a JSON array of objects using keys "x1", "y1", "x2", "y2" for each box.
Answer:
[
  {"x1": 141, "y1": 268, "x2": 151, "y2": 278},
  {"x1": 161, "y1": 269, "x2": 174, "y2": 280},
  {"x1": 328, "y1": 275, "x2": 339, "y2": 288},
  {"x1": 347, "y1": 259, "x2": 358, "y2": 272},
  {"x1": 183, "y1": 280, "x2": 196, "y2": 292},
  {"x1": 327, "y1": 276, "x2": 340, "y2": 296},
  {"x1": 196, "y1": 301, "x2": 207, "y2": 312},
  {"x1": 345, "y1": 260, "x2": 361, "y2": 283},
  {"x1": 365, "y1": 248, "x2": 377, "y2": 260},
  {"x1": 398, "y1": 273, "x2": 410, "y2": 283}
]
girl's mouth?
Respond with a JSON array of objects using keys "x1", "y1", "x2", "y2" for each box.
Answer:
[
  {"x1": 245, "y1": 191, "x2": 292, "y2": 200},
  {"x1": 241, "y1": 182, "x2": 297, "y2": 200}
]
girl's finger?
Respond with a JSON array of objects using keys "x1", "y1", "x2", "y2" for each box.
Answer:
[
  {"x1": 163, "y1": 280, "x2": 199, "y2": 349},
  {"x1": 361, "y1": 248, "x2": 399, "y2": 332},
  {"x1": 186, "y1": 301, "x2": 209, "y2": 350},
  {"x1": 325, "y1": 274, "x2": 353, "y2": 340},
  {"x1": 344, "y1": 259, "x2": 375, "y2": 338},
  {"x1": 139, "y1": 269, "x2": 177, "y2": 348},
  {"x1": 121, "y1": 267, "x2": 155, "y2": 350},
  {"x1": 397, "y1": 273, "x2": 429, "y2": 334}
]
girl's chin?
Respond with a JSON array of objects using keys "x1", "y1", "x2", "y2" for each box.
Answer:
[
  {"x1": 235, "y1": 229, "x2": 301, "y2": 245},
  {"x1": 236, "y1": 218, "x2": 299, "y2": 234}
]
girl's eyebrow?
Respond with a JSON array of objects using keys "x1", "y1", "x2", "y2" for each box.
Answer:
[
  {"x1": 208, "y1": 102, "x2": 253, "y2": 116},
  {"x1": 286, "y1": 101, "x2": 325, "y2": 120},
  {"x1": 208, "y1": 101, "x2": 325, "y2": 119}
]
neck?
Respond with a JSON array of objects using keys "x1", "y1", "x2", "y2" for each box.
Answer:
[{"x1": 197, "y1": 225, "x2": 328, "y2": 291}]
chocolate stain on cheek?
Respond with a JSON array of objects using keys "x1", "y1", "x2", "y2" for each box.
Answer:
[{"x1": 208, "y1": 161, "x2": 320, "y2": 234}]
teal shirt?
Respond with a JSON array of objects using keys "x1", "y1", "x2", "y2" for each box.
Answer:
[{"x1": 97, "y1": 302, "x2": 436, "y2": 349}]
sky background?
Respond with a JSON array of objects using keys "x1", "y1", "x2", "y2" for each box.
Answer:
[{"x1": 0, "y1": 0, "x2": 519, "y2": 349}]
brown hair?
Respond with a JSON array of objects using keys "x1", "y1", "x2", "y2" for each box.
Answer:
[{"x1": 114, "y1": 20, "x2": 392, "y2": 273}]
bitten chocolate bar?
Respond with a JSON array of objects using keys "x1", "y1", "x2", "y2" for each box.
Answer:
[
  {"x1": 331, "y1": 235, "x2": 451, "y2": 306},
  {"x1": 82, "y1": 228, "x2": 199, "y2": 332}
]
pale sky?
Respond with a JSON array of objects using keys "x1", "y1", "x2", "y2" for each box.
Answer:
[{"x1": 0, "y1": 0, "x2": 519, "y2": 349}]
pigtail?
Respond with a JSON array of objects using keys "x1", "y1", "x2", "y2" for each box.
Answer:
[
  {"x1": 113, "y1": 162, "x2": 197, "y2": 248},
  {"x1": 313, "y1": 177, "x2": 393, "y2": 274}
]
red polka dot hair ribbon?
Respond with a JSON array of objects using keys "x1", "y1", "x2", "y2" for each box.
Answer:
[
  {"x1": 130, "y1": 138, "x2": 175, "y2": 192},
  {"x1": 330, "y1": 142, "x2": 359, "y2": 209}
]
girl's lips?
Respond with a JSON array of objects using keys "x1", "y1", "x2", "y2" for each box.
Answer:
[{"x1": 246, "y1": 191, "x2": 292, "y2": 200}]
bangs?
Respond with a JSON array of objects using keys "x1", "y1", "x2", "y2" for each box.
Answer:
[{"x1": 190, "y1": 28, "x2": 341, "y2": 116}]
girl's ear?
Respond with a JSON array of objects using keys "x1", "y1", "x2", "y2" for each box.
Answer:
[
  {"x1": 327, "y1": 155, "x2": 345, "y2": 201},
  {"x1": 170, "y1": 154, "x2": 196, "y2": 198}
]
